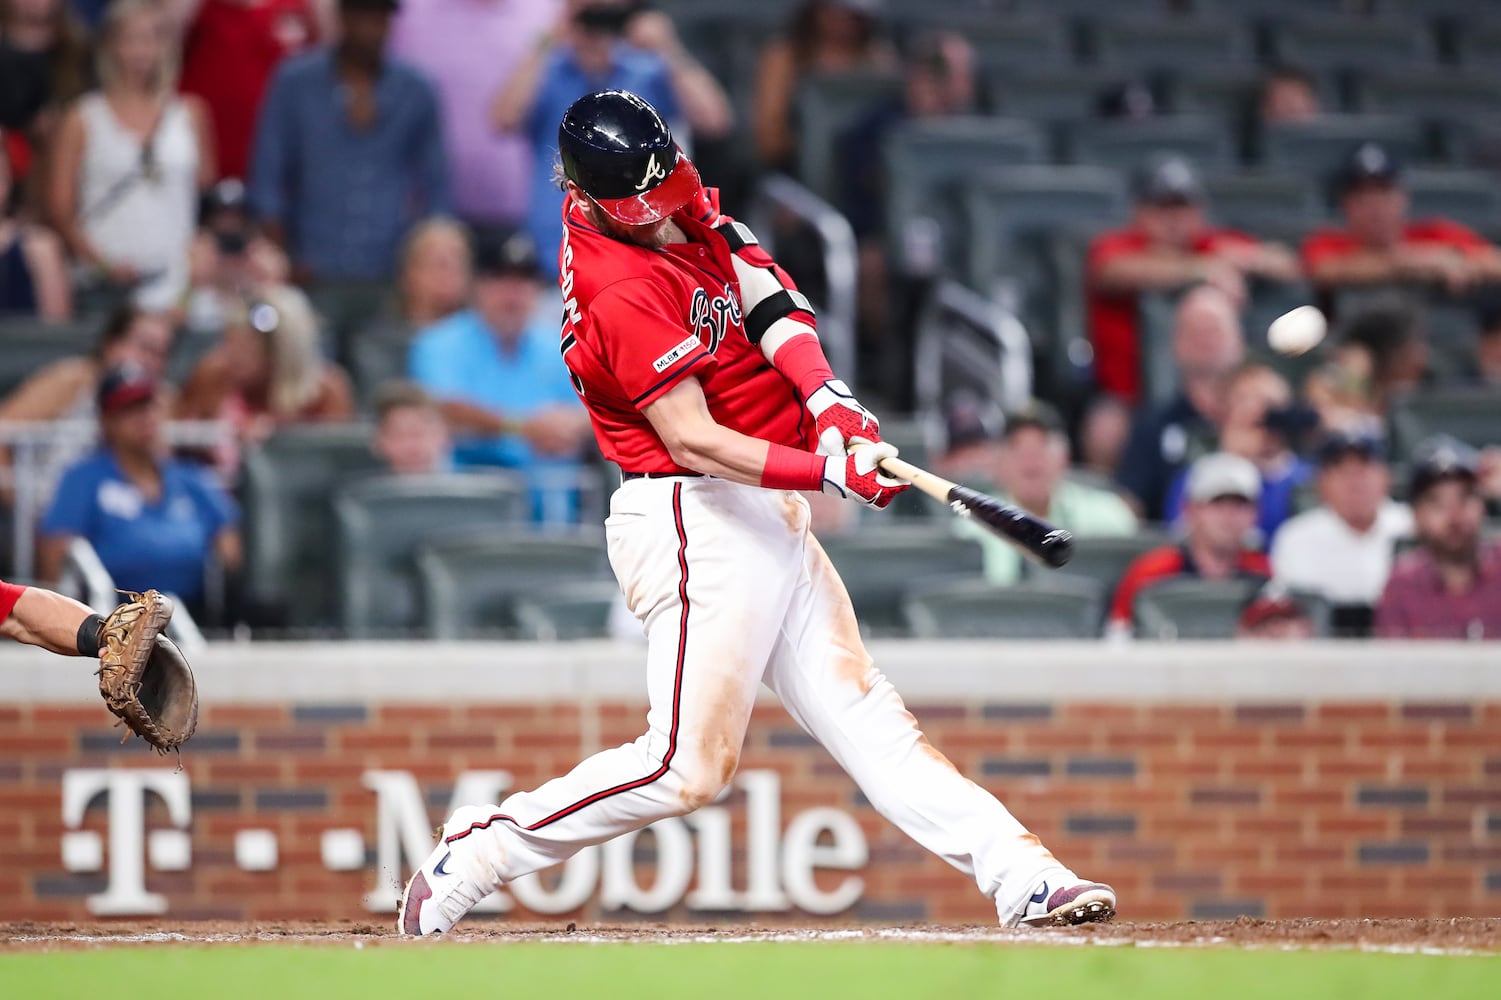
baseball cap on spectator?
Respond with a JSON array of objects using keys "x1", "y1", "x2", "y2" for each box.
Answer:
[
  {"x1": 1408, "y1": 435, "x2": 1479, "y2": 502},
  {"x1": 943, "y1": 389, "x2": 1002, "y2": 451},
  {"x1": 474, "y1": 230, "x2": 542, "y2": 280},
  {"x1": 1186, "y1": 451, "x2": 1261, "y2": 503},
  {"x1": 1238, "y1": 585, "x2": 1309, "y2": 632},
  {"x1": 1337, "y1": 141, "x2": 1402, "y2": 195},
  {"x1": 1001, "y1": 400, "x2": 1065, "y2": 441},
  {"x1": 1132, "y1": 154, "x2": 1203, "y2": 206},
  {"x1": 97, "y1": 363, "x2": 159, "y2": 414},
  {"x1": 1315, "y1": 426, "x2": 1386, "y2": 466}
]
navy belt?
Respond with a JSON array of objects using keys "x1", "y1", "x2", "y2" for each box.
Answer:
[{"x1": 621, "y1": 471, "x2": 705, "y2": 481}]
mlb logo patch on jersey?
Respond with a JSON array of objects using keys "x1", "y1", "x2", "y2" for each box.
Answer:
[{"x1": 653, "y1": 335, "x2": 703, "y2": 373}]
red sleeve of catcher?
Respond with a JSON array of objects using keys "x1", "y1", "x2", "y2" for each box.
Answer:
[{"x1": 0, "y1": 580, "x2": 26, "y2": 623}]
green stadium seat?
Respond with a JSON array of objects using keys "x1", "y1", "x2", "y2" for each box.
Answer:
[
  {"x1": 1272, "y1": 16, "x2": 1436, "y2": 72},
  {"x1": 986, "y1": 67, "x2": 1137, "y2": 126},
  {"x1": 334, "y1": 473, "x2": 531, "y2": 637},
  {"x1": 1354, "y1": 70, "x2": 1501, "y2": 125},
  {"x1": 1451, "y1": 20, "x2": 1501, "y2": 69},
  {"x1": 1389, "y1": 389, "x2": 1501, "y2": 462},
  {"x1": 1044, "y1": 529, "x2": 1175, "y2": 596},
  {"x1": 418, "y1": 530, "x2": 610, "y2": 639},
  {"x1": 796, "y1": 71, "x2": 904, "y2": 200},
  {"x1": 1203, "y1": 173, "x2": 1325, "y2": 235},
  {"x1": 1133, "y1": 577, "x2": 1261, "y2": 640},
  {"x1": 895, "y1": 13, "x2": 1070, "y2": 74},
  {"x1": 818, "y1": 527, "x2": 985, "y2": 637},
  {"x1": 904, "y1": 576, "x2": 1107, "y2": 640},
  {"x1": 1091, "y1": 16, "x2": 1252, "y2": 72},
  {"x1": 1402, "y1": 169, "x2": 1501, "y2": 232},
  {"x1": 0, "y1": 318, "x2": 100, "y2": 397},
  {"x1": 1260, "y1": 116, "x2": 1425, "y2": 177},
  {"x1": 240, "y1": 424, "x2": 383, "y2": 630},
  {"x1": 1065, "y1": 116, "x2": 1234, "y2": 171},
  {"x1": 514, "y1": 580, "x2": 624, "y2": 641}
]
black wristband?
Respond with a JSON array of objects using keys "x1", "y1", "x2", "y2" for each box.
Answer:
[{"x1": 76, "y1": 613, "x2": 104, "y2": 658}]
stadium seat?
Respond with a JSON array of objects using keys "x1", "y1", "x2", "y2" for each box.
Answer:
[
  {"x1": 963, "y1": 165, "x2": 1129, "y2": 291},
  {"x1": 882, "y1": 117, "x2": 1047, "y2": 270},
  {"x1": 817, "y1": 528, "x2": 985, "y2": 636},
  {"x1": 349, "y1": 324, "x2": 412, "y2": 408},
  {"x1": 240, "y1": 424, "x2": 383, "y2": 629},
  {"x1": 1452, "y1": 20, "x2": 1501, "y2": 69},
  {"x1": 418, "y1": 530, "x2": 609, "y2": 639},
  {"x1": 796, "y1": 71, "x2": 904, "y2": 200},
  {"x1": 895, "y1": 13, "x2": 1070, "y2": 74},
  {"x1": 1090, "y1": 16, "x2": 1252, "y2": 73},
  {"x1": 0, "y1": 318, "x2": 99, "y2": 398},
  {"x1": 1133, "y1": 577, "x2": 1261, "y2": 640},
  {"x1": 1402, "y1": 169, "x2": 1501, "y2": 232},
  {"x1": 903, "y1": 576, "x2": 1107, "y2": 640},
  {"x1": 333, "y1": 473, "x2": 530, "y2": 637},
  {"x1": 1389, "y1": 389, "x2": 1501, "y2": 462},
  {"x1": 1354, "y1": 70, "x2": 1501, "y2": 125},
  {"x1": 514, "y1": 580, "x2": 624, "y2": 641},
  {"x1": 1203, "y1": 173, "x2": 1325, "y2": 236},
  {"x1": 1064, "y1": 116, "x2": 1233, "y2": 171},
  {"x1": 1259, "y1": 116, "x2": 1426, "y2": 178},
  {"x1": 986, "y1": 67, "x2": 1140, "y2": 127},
  {"x1": 1272, "y1": 16, "x2": 1436, "y2": 72},
  {"x1": 1044, "y1": 529, "x2": 1175, "y2": 596}
]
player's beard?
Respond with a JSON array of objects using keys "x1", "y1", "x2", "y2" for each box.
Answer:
[{"x1": 584, "y1": 197, "x2": 679, "y2": 249}]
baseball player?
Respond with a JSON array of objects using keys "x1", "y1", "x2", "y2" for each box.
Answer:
[{"x1": 399, "y1": 89, "x2": 1115, "y2": 934}]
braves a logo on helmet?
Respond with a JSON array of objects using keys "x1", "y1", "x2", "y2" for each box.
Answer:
[
  {"x1": 634, "y1": 153, "x2": 668, "y2": 191},
  {"x1": 689, "y1": 286, "x2": 742, "y2": 353}
]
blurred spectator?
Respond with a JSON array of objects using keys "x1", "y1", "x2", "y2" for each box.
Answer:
[
  {"x1": 1087, "y1": 154, "x2": 1300, "y2": 402},
  {"x1": 1376, "y1": 437, "x2": 1501, "y2": 639},
  {"x1": 1108, "y1": 452, "x2": 1270, "y2": 635},
  {"x1": 752, "y1": 0, "x2": 895, "y2": 171},
  {"x1": 182, "y1": 177, "x2": 290, "y2": 333},
  {"x1": 408, "y1": 230, "x2": 590, "y2": 521},
  {"x1": 1258, "y1": 65, "x2": 1320, "y2": 126},
  {"x1": 1115, "y1": 285, "x2": 1245, "y2": 520},
  {"x1": 38, "y1": 362, "x2": 242, "y2": 613},
  {"x1": 176, "y1": 283, "x2": 355, "y2": 451},
  {"x1": 392, "y1": 0, "x2": 559, "y2": 226},
  {"x1": 0, "y1": 0, "x2": 92, "y2": 198},
  {"x1": 1465, "y1": 298, "x2": 1501, "y2": 387},
  {"x1": 1078, "y1": 394, "x2": 1132, "y2": 482},
  {"x1": 1235, "y1": 585, "x2": 1314, "y2": 640},
  {"x1": 932, "y1": 387, "x2": 1002, "y2": 484},
  {"x1": 1272, "y1": 427, "x2": 1411, "y2": 634},
  {"x1": 177, "y1": 0, "x2": 321, "y2": 183},
  {"x1": 960, "y1": 402, "x2": 1136, "y2": 587},
  {"x1": 393, "y1": 216, "x2": 471, "y2": 333},
  {"x1": 0, "y1": 304, "x2": 171, "y2": 423},
  {"x1": 494, "y1": 0, "x2": 731, "y2": 276},
  {"x1": 248, "y1": 0, "x2": 450, "y2": 284},
  {"x1": 0, "y1": 130, "x2": 70, "y2": 317},
  {"x1": 1305, "y1": 302, "x2": 1429, "y2": 425},
  {"x1": 48, "y1": 0, "x2": 213, "y2": 312},
  {"x1": 371, "y1": 379, "x2": 450, "y2": 476},
  {"x1": 1163, "y1": 364, "x2": 1314, "y2": 542},
  {"x1": 1303, "y1": 143, "x2": 1501, "y2": 294},
  {"x1": 1095, "y1": 79, "x2": 1156, "y2": 122}
]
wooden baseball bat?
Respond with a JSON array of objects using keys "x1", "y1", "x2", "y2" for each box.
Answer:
[{"x1": 875, "y1": 454, "x2": 1075, "y2": 569}]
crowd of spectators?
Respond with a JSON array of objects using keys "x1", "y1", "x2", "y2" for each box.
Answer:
[{"x1": 0, "y1": 0, "x2": 1496, "y2": 640}]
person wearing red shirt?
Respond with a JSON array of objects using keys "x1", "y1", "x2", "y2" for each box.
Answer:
[
  {"x1": 1303, "y1": 142, "x2": 1501, "y2": 294},
  {"x1": 397, "y1": 89, "x2": 1116, "y2": 938},
  {"x1": 1109, "y1": 451, "x2": 1271, "y2": 635},
  {"x1": 1087, "y1": 154, "x2": 1300, "y2": 402},
  {"x1": 177, "y1": 0, "x2": 320, "y2": 181}
]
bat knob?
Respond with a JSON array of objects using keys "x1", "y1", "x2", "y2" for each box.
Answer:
[{"x1": 1039, "y1": 529, "x2": 1074, "y2": 568}]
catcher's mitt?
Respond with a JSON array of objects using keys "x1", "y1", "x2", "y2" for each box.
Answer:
[{"x1": 96, "y1": 591, "x2": 198, "y2": 754}]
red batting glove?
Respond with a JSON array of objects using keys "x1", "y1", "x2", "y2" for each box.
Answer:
[
  {"x1": 806, "y1": 378, "x2": 882, "y2": 457},
  {"x1": 821, "y1": 442, "x2": 908, "y2": 509}
]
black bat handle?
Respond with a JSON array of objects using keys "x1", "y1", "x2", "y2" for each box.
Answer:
[{"x1": 948, "y1": 486, "x2": 1075, "y2": 568}]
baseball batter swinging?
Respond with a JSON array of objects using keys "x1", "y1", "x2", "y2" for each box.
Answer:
[{"x1": 399, "y1": 90, "x2": 1115, "y2": 933}]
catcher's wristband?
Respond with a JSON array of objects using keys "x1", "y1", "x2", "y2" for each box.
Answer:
[
  {"x1": 77, "y1": 613, "x2": 104, "y2": 658},
  {"x1": 761, "y1": 442, "x2": 826, "y2": 491}
]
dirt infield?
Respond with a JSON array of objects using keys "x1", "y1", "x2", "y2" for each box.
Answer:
[{"x1": 4, "y1": 918, "x2": 1501, "y2": 953}]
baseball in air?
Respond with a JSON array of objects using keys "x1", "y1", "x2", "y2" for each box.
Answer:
[{"x1": 1266, "y1": 305, "x2": 1327, "y2": 356}]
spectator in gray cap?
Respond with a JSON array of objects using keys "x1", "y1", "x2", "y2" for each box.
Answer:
[{"x1": 1376, "y1": 437, "x2": 1501, "y2": 639}]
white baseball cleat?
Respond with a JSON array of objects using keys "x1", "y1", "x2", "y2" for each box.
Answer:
[
  {"x1": 397, "y1": 804, "x2": 508, "y2": 936},
  {"x1": 1006, "y1": 877, "x2": 1117, "y2": 928}
]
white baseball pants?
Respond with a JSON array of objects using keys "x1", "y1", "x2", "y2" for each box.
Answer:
[{"x1": 447, "y1": 477, "x2": 1073, "y2": 920}]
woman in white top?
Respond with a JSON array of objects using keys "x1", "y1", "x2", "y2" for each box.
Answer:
[{"x1": 47, "y1": 0, "x2": 213, "y2": 313}]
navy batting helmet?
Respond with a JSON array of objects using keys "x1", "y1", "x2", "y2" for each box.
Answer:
[{"x1": 557, "y1": 90, "x2": 702, "y2": 226}]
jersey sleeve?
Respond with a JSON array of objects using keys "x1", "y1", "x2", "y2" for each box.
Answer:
[{"x1": 592, "y1": 277, "x2": 718, "y2": 409}]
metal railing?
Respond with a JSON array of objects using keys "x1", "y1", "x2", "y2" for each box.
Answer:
[
  {"x1": 0, "y1": 419, "x2": 233, "y2": 581},
  {"x1": 912, "y1": 279, "x2": 1034, "y2": 424},
  {"x1": 748, "y1": 173, "x2": 860, "y2": 389},
  {"x1": 58, "y1": 537, "x2": 206, "y2": 650}
]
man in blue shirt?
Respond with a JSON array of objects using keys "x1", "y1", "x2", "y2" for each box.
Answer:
[
  {"x1": 248, "y1": 0, "x2": 451, "y2": 283},
  {"x1": 409, "y1": 230, "x2": 591, "y2": 523},
  {"x1": 40, "y1": 365, "x2": 242, "y2": 615}
]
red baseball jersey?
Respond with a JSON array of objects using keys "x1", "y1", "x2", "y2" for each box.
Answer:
[{"x1": 557, "y1": 188, "x2": 811, "y2": 474}]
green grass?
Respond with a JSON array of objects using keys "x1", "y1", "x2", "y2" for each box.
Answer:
[{"x1": 3, "y1": 942, "x2": 1498, "y2": 1000}]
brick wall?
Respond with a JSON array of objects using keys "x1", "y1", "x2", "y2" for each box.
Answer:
[{"x1": 5, "y1": 696, "x2": 1499, "y2": 923}]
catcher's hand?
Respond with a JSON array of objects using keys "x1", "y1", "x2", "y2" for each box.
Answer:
[{"x1": 96, "y1": 591, "x2": 198, "y2": 754}]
